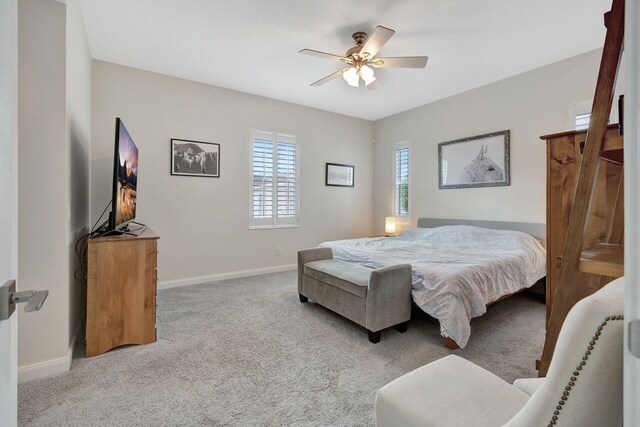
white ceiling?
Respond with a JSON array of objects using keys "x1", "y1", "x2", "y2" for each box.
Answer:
[{"x1": 77, "y1": 0, "x2": 610, "y2": 121}]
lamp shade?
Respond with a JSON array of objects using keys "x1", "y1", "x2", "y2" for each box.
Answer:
[
  {"x1": 360, "y1": 65, "x2": 376, "y2": 86},
  {"x1": 385, "y1": 217, "x2": 397, "y2": 235},
  {"x1": 342, "y1": 67, "x2": 359, "y2": 87}
]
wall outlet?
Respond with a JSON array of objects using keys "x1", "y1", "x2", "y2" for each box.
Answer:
[{"x1": 276, "y1": 247, "x2": 282, "y2": 256}]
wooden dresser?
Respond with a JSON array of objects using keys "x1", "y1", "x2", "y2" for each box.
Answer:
[
  {"x1": 86, "y1": 228, "x2": 159, "y2": 357},
  {"x1": 541, "y1": 125, "x2": 623, "y2": 326}
]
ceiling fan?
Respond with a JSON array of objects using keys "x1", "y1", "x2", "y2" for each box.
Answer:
[{"x1": 300, "y1": 25, "x2": 428, "y2": 90}]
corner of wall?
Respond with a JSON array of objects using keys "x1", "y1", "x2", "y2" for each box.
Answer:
[
  {"x1": 65, "y1": 0, "x2": 92, "y2": 376},
  {"x1": 18, "y1": 0, "x2": 70, "y2": 380},
  {"x1": 17, "y1": 0, "x2": 93, "y2": 383}
]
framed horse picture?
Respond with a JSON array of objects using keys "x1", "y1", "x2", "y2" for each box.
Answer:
[
  {"x1": 171, "y1": 139, "x2": 220, "y2": 178},
  {"x1": 438, "y1": 130, "x2": 510, "y2": 189}
]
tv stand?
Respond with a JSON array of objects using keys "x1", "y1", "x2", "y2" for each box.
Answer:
[{"x1": 86, "y1": 227, "x2": 159, "y2": 357}]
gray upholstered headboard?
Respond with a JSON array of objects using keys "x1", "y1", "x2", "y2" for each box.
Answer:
[{"x1": 416, "y1": 218, "x2": 547, "y2": 246}]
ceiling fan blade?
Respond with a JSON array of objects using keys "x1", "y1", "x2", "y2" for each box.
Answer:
[
  {"x1": 310, "y1": 68, "x2": 350, "y2": 86},
  {"x1": 299, "y1": 49, "x2": 347, "y2": 62},
  {"x1": 359, "y1": 26, "x2": 395, "y2": 58},
  {"x1": 372, "y1": 56, "x2": 429, "y2": 69},
  {"x1": 366, "y1": 79, "x2": 381, "y2": 91}
]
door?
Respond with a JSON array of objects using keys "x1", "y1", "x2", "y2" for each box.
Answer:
[
  {"x1": 0, "y1": 0, "x2": 18, "y2": 426},
  {"x1": 625, "y1": 0, "x2": 640, "y2": 425}
]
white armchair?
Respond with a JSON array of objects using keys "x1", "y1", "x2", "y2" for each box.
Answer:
[{"x1": 375, "y1": 277, "x2": 624, "y2": 427}]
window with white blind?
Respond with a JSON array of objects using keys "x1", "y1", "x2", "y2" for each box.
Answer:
[
  {"x1": 569, "y1": 100, "x2": 620, "y2": 131},
  {"x1": 569, "y1": 101, "x2": 592, "y2": 130},
  {"x1": 394, "y1": 145, "x2": 409, "y2": 217},
  {"x1": 250, "y1": 130, "x2": 298, "y2": 228},
  {"x1": 574, "y1": 112, "x2": 591, "y2": 130}
]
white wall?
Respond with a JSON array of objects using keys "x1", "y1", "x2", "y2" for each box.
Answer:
[
  {"x1": 372, "y1": 49, "x2": 625, "y2": 234},
  {"x1": 18, "y1": 0, "x2": 69, "y2": 375},
  {"x1": 91, "y1": 61, "x2": 374, "y2": 285},
  {"x1": 17, "y1": 0, "x2": 92, "y2": 382},
  {"x1": 66, "y1": 0, "x2": 91, "y2": 356}
]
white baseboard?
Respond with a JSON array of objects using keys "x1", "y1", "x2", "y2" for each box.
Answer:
[
  {"x1": 158, "y1": 263, "x2": 297, "y2": 290},
  {"x1": 18, "y1": 356, "x2": 70, "y2": 383},
  {"x1": 18, "y1": 319, "x2": 81, "y2": 383}
]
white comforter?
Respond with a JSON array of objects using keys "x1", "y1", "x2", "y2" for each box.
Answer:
[{"x1": 320, "y1": 225, "x2": 546, "y2": 348}]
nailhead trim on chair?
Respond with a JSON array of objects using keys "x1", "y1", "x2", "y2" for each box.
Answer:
[{"x1": 547, "y1": 315, "x2": 624, "y2": 427}]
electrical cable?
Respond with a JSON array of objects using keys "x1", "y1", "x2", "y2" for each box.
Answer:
[
  {"x1": 73, "y1": 199, "x2": 113, "y2": 345},
  {"x1": 74, "y1": 199, "x2": 112, "y2": 285},
  {"x1": 92, "y1": 200, "x2": 112, "y2": 233}
]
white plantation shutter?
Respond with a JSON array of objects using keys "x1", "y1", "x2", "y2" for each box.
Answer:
[
  {"x1": 276, "y1": 134, "x2": 297, "y2": 224},
  {"x1": 251, "y1": 132, "x2": 274, "y2": 226},
  {"x1": 569, "y1": 101, "x2": 592, "y2": 131},
  {"x1": 569, "y1": 101, "x2": 619, "y2": 132},
  {"x1": 250, "y1": 131, "x2": 298, "y2": 228},
  {"x1": 394, "y1": 146, "x2": 409, "y2": 217},
  {"x1": 574, "y1": 112, "x2": 591, "y2": 130}
]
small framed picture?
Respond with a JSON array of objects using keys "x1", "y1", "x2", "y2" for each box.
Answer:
[
  {"x1": 326, "y1": 163, "x2": 354, "y2": 187},
  {"x1": 438, "y1": 130, "x2": 510, "y2": 189},
  {"x1": 171, "y1": 139, "x2": 220, "y2": 178}
]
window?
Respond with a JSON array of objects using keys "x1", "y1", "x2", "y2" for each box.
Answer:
[
  {"x1": 574, "y1": 112, "x2": 591, "y2": 130},
  {"x1": 569, "y1": 99, "x2": 621, "y2": 131},
  {"x1": 250, "y1": 130, "x2": 298, "y2": 228},
  {"x1": 569, "y1": 101, "x2": 592, "y2": 131},
  {"x1": 394, "y1": 145, "x2": 409, "y2": 217}
]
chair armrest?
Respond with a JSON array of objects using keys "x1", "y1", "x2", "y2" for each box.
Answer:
[
  {"x1": 512, "y1": 377, "x2": 545, "y2": 396},
  {"x1": 297, "y1": 248, "x2": 333, "y2": 293},
  {"x1": 366, "y1": 264, "x2": 412, "y2": 332}
]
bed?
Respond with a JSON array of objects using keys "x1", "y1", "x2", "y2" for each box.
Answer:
[{"x1": 319, "y1": 218, "x2": 546, "y2": 348}]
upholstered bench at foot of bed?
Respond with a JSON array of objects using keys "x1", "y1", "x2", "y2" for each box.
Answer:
[{"x1": 297, "y1": 248, "x2": 412, "y2": 343}]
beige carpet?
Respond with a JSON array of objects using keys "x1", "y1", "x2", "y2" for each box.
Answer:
[{"x1": 18, "y1": 270, "x2": 545, "y2": 426}]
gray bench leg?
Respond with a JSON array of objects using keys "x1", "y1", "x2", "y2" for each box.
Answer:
[
  {"x1": 366, "y1": 264, "x2": 412, "y2": 335},
  {"x1": 394, "y1": 322, "x2": 408, "y2": 333},
  {"x1": 299, "y1": 293, "x2": 308, "y2": 303},
  {"x1": 368, "y1": 330, "x2": 381, "y2": 343}
]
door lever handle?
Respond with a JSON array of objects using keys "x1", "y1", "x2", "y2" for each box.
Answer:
[
  {"x1": 0, "y1": 280, "x2": 49, "y2": 321},
  {"x1": 630, "y1": 319, "x2": 640, "y2": 359},
  {"x1": 12, "y1": 290, "x2": 49, "y2": 312}
]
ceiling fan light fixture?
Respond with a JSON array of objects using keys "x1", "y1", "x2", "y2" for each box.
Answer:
[
  {"x1": 301, "y1": 25, "x2": 428, "y2": 88},
  {"x1": 360, "y1": 65, "x2": 376, "y2": 86},
  {"x1": 343, "y1": 67, "x2": 360, "y2": 87}
]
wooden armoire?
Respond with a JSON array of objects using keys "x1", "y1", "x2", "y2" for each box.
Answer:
[
  {"x1": 538, "y1": 0, "x2": 624, "y2": 376},
  {"x1": 541, "y1": 124, "x2": 623, "y2": 326}
]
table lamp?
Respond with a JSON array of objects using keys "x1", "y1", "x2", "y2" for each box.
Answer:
[{"x1": 385, "y1": 217, "x2": 397, "y2": 236}]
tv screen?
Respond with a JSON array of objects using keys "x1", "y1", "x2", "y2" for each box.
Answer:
[{"x1": 111, "y1": 118, "x2": 138, "y2": 229}]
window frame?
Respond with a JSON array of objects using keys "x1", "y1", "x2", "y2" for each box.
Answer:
[
  {"x1": 249, "y1": 129, "x2": 300, "y2": 229},
  {"x1": 393, "y1": 142, "x2": 411, "y2": 219},
  {"x1": 568, "y1": 99, "x2": 619, "y2": 131},
  {"x1": 568, "y1": 100, "x2": 593, "y2": 131}
]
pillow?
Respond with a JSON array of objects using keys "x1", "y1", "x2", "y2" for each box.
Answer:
[{"x1": 398, "y1": 227, "x2": 431, "y2": 240}]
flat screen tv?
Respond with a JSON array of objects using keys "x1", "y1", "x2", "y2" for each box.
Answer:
[{"x1": 110, "y1": 118, "x2": 138, "y2": 230}]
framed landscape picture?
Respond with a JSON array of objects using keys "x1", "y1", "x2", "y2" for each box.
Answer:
[
  {"x1": 325, "y1": 163, "x2": 354, "y2": 187},
  {"x1": 438, "y1": 130, "x2": 510, "y2": 189},
  {"x1": 171, "y1": 139, "x2": 220, "y2": 178}
]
